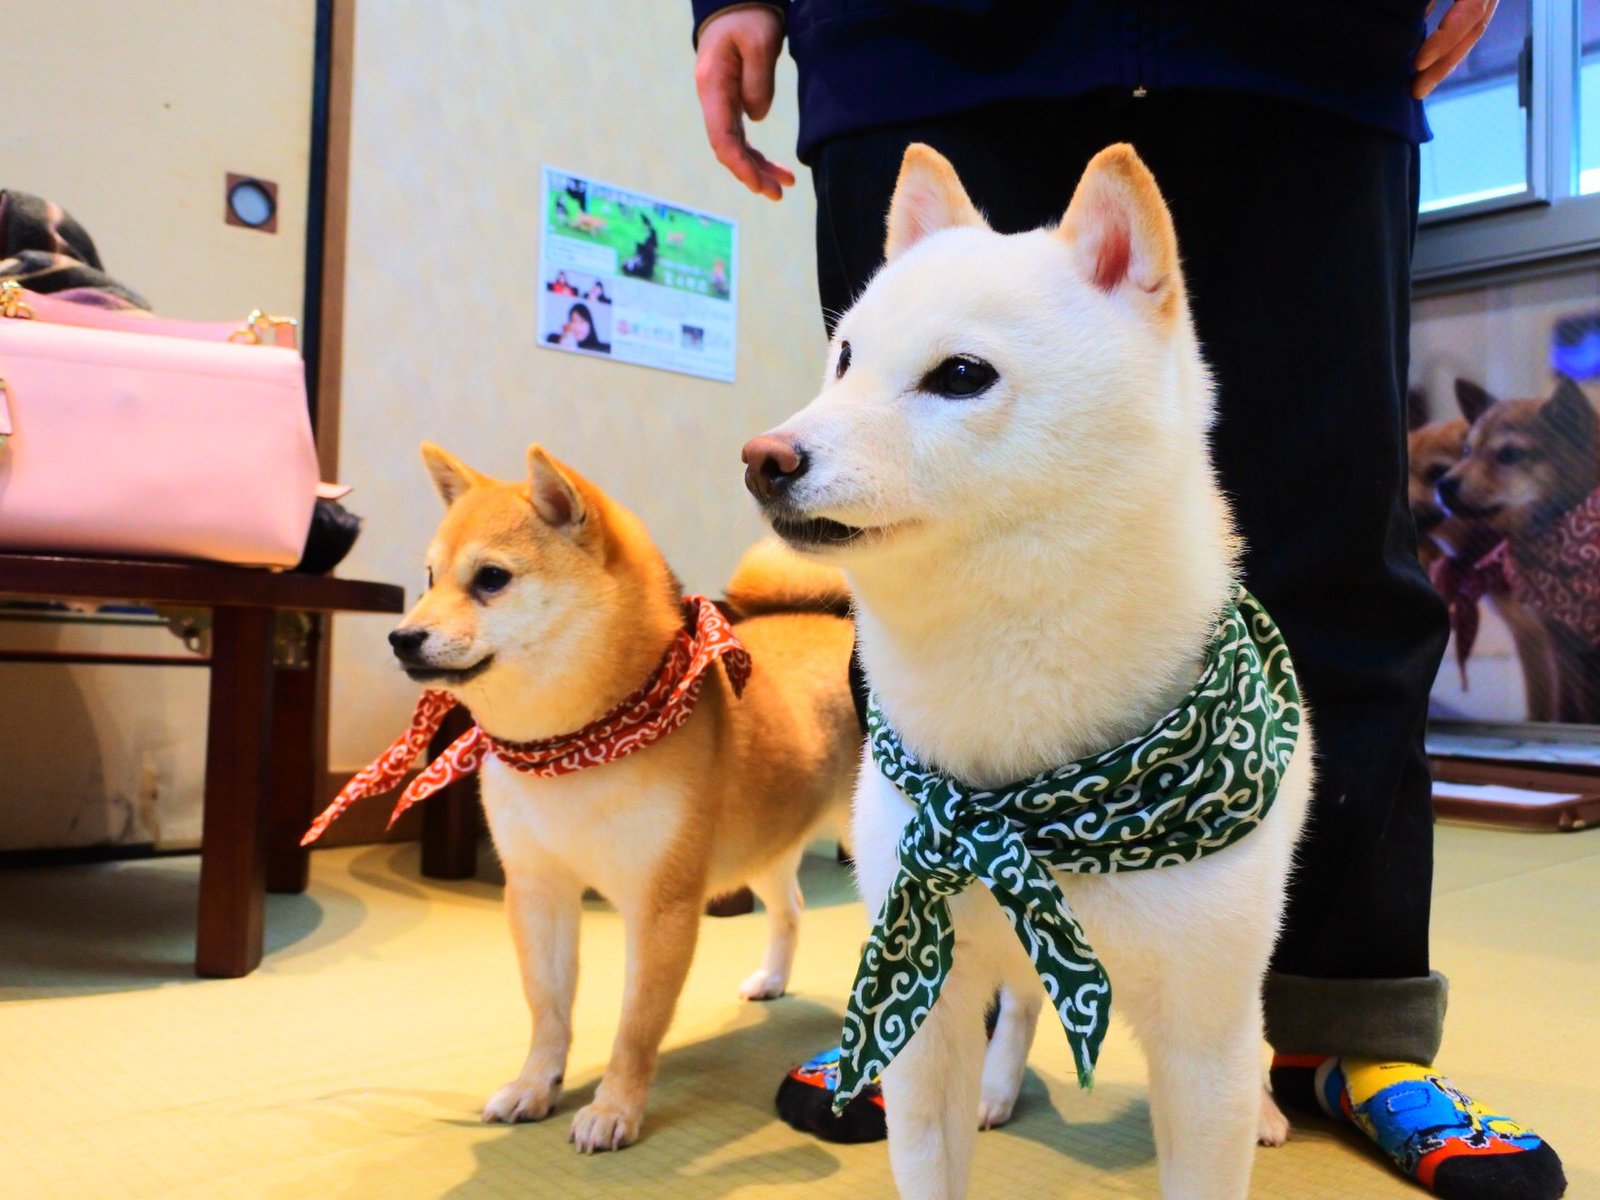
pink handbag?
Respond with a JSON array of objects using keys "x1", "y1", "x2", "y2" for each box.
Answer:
[{"x1": 0, "y1": 282, "x2": 325, "y2": 568}]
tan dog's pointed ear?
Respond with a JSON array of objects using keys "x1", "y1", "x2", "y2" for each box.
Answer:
[
  {"x1": 1058, "y1": 144, "x2": 1181, "y2": 326},
  {"x1": 420, "y1": 442, "x2": 485, "y2": 507},
  {"x1": 1455, "y1": 379, "x2": 1495, "y2": 423},
  {"x1": 527, "y1": 445, "x2": 587, "y2": 530},
  {"x1": 1539, "y1": 376, "x2": 1597, "y2": 442},
  {"x1": 884, "y1": 144, "x2": 988, "y2": 261}
]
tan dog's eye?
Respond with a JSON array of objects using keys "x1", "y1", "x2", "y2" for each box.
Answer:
[
  {"x1": 474, "y1": 565, "x2": 513, "y2": 596},
  {"x1": 1494, "y1": 446, "x2": 1527, "y2": 466}
]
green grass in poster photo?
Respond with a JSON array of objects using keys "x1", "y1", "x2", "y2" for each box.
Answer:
[{"x1": 547, "y1": 183, "x2": 733, "y2": 301}]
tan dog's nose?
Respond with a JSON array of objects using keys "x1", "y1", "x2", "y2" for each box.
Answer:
[{"x1": 742, "y1": 434, "x2": 808, "y2": 504}]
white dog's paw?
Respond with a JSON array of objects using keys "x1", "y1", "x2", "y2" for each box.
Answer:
[
  {"x1": 977, "y1": 1085, "x2": 1018, "y2": 1130},
  {"x1": 738, "y1": 968, "x2": 788, "y2": 1001},
  {"x1": 481, "y1": 1076, "x2": 561, "y2": 1124},
  {"x1": 569, "y1": 1098, "x2": 643, "y2": 1153},
  {"x1": 1257, "y1": 1092, "x2": 1291, "y2": 1147}
]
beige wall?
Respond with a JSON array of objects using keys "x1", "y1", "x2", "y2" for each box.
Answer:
[
  {"x1": 0, "y1": 0, "x2": 314, "y2": 321},
  {"x1": 0, "y1": 0, "x2": 317, "y2": 850},
  {"x1": 329, "y1": 1, "x2": 824, "y2": 766}
]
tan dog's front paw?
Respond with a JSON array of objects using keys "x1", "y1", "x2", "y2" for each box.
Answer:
[
  {"x1": 482, "y1": 1076, "x2": 562, "y2": 1124},
  {"x1": 738, "y1": 968, "x2": 789, "y2": 1001},
  {"x1": 1257, "y1": 1091, "x2": 1291, "y2": 1147},
  {"x1": 569, "y1": 1098, "x2": 642, "y2": 1153}
]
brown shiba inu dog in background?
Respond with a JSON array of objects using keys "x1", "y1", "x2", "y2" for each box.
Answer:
[
  {"x1": 1440, "y1": 378, "x2": 1600, "y2": 539},
  {"x1": 1439, "y1": 377, "x2": 1600, "y2": 720},
  {"x1": 1409, "y1": 383, "x2": 1553, "y2": 715},
  {"x1": 392, "y1": 443, "x2": 858, "y2": 1152},
  {"x1": 1406, "y1": 389, "x2": 1471, "y2": 573}
]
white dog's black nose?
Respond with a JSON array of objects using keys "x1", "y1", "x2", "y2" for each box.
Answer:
[
  {"x1": 388, "y1": 627, "x2": 428, "y2": 658},
  {"x1": 742, "y1": 435, "x2": 808, "y2": 504}
]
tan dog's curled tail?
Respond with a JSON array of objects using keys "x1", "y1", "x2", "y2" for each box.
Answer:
[{"x1": 724, "y1": 539, "x2": 850, "y2": 619}]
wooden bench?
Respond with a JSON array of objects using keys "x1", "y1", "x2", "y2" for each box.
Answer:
[{"x1": 0, "y1": 553, "x2": 403, "y2": 977}]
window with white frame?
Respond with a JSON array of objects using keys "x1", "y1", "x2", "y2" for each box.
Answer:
[{"x1": 1415, "y1": 0, "x2": 1600, "y2": 284}]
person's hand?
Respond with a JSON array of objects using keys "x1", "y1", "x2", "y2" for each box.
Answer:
[
  {"x1": 1414, "y1": 0, "x2": 1498, "y2": 99},
  {"x1": 694, "y1": 6, "x2": 796, "y2": 200}
]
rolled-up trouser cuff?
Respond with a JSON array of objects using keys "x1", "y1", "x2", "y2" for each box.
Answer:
[{"x1": 1265, "y1": 970, "x2": 1448, "y2": 1064}]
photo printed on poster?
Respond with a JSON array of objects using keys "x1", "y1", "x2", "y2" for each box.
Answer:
[
  {"x1": 538, "y1": 167, "x2": 737, "y2": 382},
  {"x1": 1411, "y1": 268, "x2": 1600, "y2": 728}
]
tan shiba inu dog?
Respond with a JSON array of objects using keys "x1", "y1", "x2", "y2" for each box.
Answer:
[
  {"x1": 1410, "y1": 382, "x2": 1554, "y2": 717},
  {"x1": 742, "y1": 145, "x2": 1314, "y2": 1198},
  {"x1": 391, "y1": 443, "x2": 858, "y2": 1152},
  {"x1": 1406, "y1": 401, "x2": 1471, "y2": 573},
  {"x1": 1439, "y1": 377, "x2": 1600, "y2": 721},
  {"x1": 1439, "y1": 377, "x2": 1600, "y2": 541}
]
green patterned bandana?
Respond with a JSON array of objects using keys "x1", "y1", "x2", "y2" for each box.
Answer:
[{"x1": 834, "y1": 587, "x2": 1301, "y2": 1114}]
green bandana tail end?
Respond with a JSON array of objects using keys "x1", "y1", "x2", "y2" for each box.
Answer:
[{"x1": 830, "y1": 869, "x2": 956, "y2": 1116}]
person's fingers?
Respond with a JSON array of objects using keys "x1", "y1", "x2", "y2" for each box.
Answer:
[
  {"x1": 747, "y1": 145, "x2": 797, "y2": 189},
  {"x1": 741, "y1": 39, "x2": 777, "y2": 122},
  {"x1": 1415, "y1": 0, "x2": 1495, "y2": 72},
  {"x1": 1413, "y1": 12, "x2": 1493, "y2": 97},
  {"x1": 698, "y1": 48, "x2": 765, "y2": 192},
  {"x1": 709, "y1": 125, "x2": 766, "y2": 194},
  {"x1": 694, "y1": 22, "x2": 792, "y2": 200}
]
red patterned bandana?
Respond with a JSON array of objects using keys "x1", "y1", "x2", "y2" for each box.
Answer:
[
  {"x1": 302, "y1": 596, "x2": 751, "y2": 845},
  {"x1": 1435, "y1": 486, "x2": 1600, "y2": 669}
]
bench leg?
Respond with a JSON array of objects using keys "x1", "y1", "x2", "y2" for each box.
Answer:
[
  {"x1": 196, "y1": 605, "x2": 275, "y2": 978},
  {"x1": 420, "y1": 704, "x2": 480, "y2": 880},
  {"x1": 265, "y1": 616, "x2": 328, "y2": 894}
]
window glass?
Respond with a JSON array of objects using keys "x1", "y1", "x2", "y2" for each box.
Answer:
[
  {"x1": 1419, "y1": 0, "x2": 1531, "y2": 213},
  {"x1": 1581, "y1": 0, "x2": 1600, "y2": 192}
]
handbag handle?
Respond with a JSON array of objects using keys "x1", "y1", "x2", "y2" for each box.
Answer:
[{"x1": 0, "y1": 281, "x2": 298, "y2": 349}]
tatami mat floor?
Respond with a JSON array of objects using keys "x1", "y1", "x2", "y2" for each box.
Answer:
[{"x1": 1, "y1": 824, "x2": 1595, "y2": 1199}]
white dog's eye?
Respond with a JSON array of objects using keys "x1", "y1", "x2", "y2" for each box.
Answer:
[
  {"x1": 922, "y1": 355, "x2": 998, "y2": 400},
  {"x1": 836, "y1": 341, "x2": 852, "y2": 380}
]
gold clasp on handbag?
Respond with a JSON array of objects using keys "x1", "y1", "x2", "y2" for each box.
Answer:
[
  {"x1": 228, "y1": 308, "x2": 298, "y2": 346},
  {"x1": 0, "y1": 281, "x2": 35, "y2": 320}
]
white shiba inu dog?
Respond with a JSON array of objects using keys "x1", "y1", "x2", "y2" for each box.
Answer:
[{"x1": 742, "y1": 144, "x2": 1313, "y2": 1198}]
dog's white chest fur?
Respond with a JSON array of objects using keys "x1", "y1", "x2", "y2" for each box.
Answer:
[{"x1": 478, "y1": 754, "x2": 685, "y2": 905}]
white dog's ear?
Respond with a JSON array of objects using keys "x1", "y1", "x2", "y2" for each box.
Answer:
[
  {"x1": 1058, "y1": 144, "x2": 1181, "y2": 326},
  {"x1": 884, "y1": 144, "x2": 988, "y2": 261},
  {"x1": 526, "y1": 445, "x2": 587, "y2": 530},
  {"x1": 420, "y1": 442, "x2": 486, "y2": 507}
]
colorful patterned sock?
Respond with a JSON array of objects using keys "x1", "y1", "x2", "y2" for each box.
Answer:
[
  {"x1": 774, "y1": 1046, "x2": 887, "y2": 1144},
  {"x1": 1270, "y1": 1055, "x2": 1566, "y2": 1200},
  {"x1": 775, "y1": 996, "x2": 1004, "y2": 1144}
]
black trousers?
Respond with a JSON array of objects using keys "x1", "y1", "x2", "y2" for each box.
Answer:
[{"x1": 814, "y1": 91, "x2": 1451, "y2": 1060}]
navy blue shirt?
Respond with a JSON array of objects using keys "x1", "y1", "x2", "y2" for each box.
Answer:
[{"x1": 692, "y1": 1, "x2": 1431, "y2": 163}]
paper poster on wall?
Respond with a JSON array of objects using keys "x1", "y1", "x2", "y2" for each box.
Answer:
[{"x1": 538, "y1": 167, "x2": 737, "y2": 382}]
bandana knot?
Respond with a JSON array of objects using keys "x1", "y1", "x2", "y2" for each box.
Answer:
[
  {"x1": 302, "y1": 596, "x2": 750, "y2": 845},
  {"x1": 1434, "y1": 485, "x2": 1600, "y2": 676},
  {"x1": 833, "y1": 587, "x2": 1301, "y2": 1114}
]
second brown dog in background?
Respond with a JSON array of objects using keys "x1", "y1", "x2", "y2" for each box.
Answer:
[{"x1": 1437, "y1": 377, "x2": 1600, "y2": 722}]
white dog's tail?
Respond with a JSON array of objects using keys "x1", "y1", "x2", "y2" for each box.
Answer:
[{"x1": 723, "y1": 539, "x2": 850, "y2": 619}]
